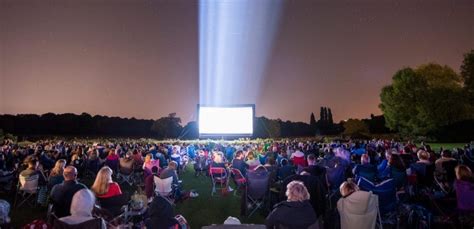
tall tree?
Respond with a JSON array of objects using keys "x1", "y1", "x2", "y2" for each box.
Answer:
[
  {"x1": 319, "y1": 107, "x2": 325, "y2": 123},
  {"x1": 310, "y1": 112, "x2": 317, "y2": 126},
  {"x1": 327, "y1": 108, "x2": 333, "y2": 124},
  {"x1": 380, "y1": 64, "x2": 467, "y2": 136}
]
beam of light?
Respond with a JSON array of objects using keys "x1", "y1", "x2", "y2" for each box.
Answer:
[{"x1": 199, "y1": 0, "x2": 283, "y2": 107}]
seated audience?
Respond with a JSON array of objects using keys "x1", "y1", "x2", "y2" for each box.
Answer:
[
  {"x1": 20, "y1": 158, "x2": 46, "y2": 184},
  {"x1": 50, "y1": 166, "x2": 87, "y2": 218},
  {"x1": 91, "y1": 166, "x2": 122, "y2": 198},
  {"x1": 57, "y1": 189, "x2": 106, "y2": 228},
  {"x1": 352, "y1": 153, "x2": 377, "y2": 182},
  {"x1": 232, "y1": 150, "x2": 249, "y2": 177},
  {"x1": 119, "y1": 152, "x2": 134, "y2": 175},
  {"x1": 435, "y1": 150, "x2": 457, "y2": 175},
  {"x1": 143, "y1": 153, "x2": 160, "y2": 177},
  {"x1": 245, "y1": 151, "x2": 261, "y2": 170},
  {"x1": 266, "y1": 180, "x2": 318, "y2": 229},
  {"x1": 48, "y1": 159, "x2": 66, "y2": 188}
]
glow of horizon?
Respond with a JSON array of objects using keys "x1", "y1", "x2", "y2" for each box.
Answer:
[{"x1": 198, "y1": 0, "x2": 283, "y2": 106}]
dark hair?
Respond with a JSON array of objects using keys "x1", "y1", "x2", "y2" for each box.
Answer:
[
  {"x1": 152, "y1": 166, "x2": 159, "y2": 174},
  {"x1": 442, "y1": 150, "x2": 452, "y2": 158},
  {"x1": 389, "y1": 154, "x2": 405, "y2": 170},
  {"x1": 281, "y1": 158, "x2": 288, "y2": 166},
  {"x1": 307, "y1": 154, "x2": 316, "y2": 161},
  {"x1": 235, "y1": 150, "x2": 244, "y2": 158}
]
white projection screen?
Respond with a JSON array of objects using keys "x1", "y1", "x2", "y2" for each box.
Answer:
[{"x1": 198, "y1": 105, "x2": 255, "y2": 137}]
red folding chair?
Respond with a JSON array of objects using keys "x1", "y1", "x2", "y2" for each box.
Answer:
[
  {"x1": 231, "y1": 168, "x2": 246, "y2": 196},
  {"x1": 210, "y1": 167, "x2": 228, "y2": 196}
]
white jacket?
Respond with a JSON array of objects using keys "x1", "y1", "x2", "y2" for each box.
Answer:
[
  {"x1": 59, "y1": 189, "x2": 106, "y2": 228},
  {"x1": 337, "y1": 191, "x2": 379, "y2": 229}
]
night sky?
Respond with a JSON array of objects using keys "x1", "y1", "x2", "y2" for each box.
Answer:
[{"x1": 1, "y1": 0, "x2": 473, "y2": 124}]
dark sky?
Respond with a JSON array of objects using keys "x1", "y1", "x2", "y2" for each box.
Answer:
[{"x1": 1, "y1": 0, "x2": 473, "y2": 124}]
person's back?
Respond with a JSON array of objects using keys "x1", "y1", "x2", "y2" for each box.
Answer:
[
  {"x1": 58, "y1": 189, "x2": 106, "y2": 229},
  {"x1": 266, "y1": 181, "x2": 318, "y2": 229},
  {"x1": 232, "y1": 158, "x2": 248, "y2": 177},
  {"x1": 50, "y1": 166, "x2": 87, "y2": 218},
  {"x1": 266, "y1": 200, "x2": 317, "y2": 229},
  {"x1": 119, "y1": 157, "x2": 134, "y2": 175},
  {"x1": 281, "y1": 173, "x2": 326, "y2": 217},
  {"x1": 337, "y1": 191, "x2": 378, "y2": 229}
]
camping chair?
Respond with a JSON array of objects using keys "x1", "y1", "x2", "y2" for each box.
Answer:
[
  {"x1": 14, "y1": 174, "x2": 40, "y2": 208},
  {"x1": 357, "y1": 177, "x2": 399, "y2": 226},
  {"x1": 355, "y1": 165, "x2": 377, "y2": 183},
  {"x1": 434, "y1": 160, "x2": 458, "y2": 195},
  {"x1": 0, "y1": 170, "x2": 15, "y2": 194},
  {"x1": 117, "y1": 164, "x2": 135, "y2": 186},
  {"x1": 230, "y1": 168, "x2": 246, "y2": 196},
  {"x1": 455, "y1": 180, "x2": 474, "y2": 227},
  {"x1": 210, "y1": 167, "x2": 228, "y2": 196},
  {"x1": 154, "y1": 176, "x2": 175, "y2": 204},
  {"x1": 96, "y1": 194, "x2": 129, "y2": 226},
  {"x1": 245, "y1": 167, "x2": 270, "y2": 217},
  {"x1": 194, "y1": 155, "x2": 209, "y2": 177},
  {"x1": 53, "y1": 217, "x2": 104, "y2": 229},
  {"x1": 105, "y1": 159, "x2": 119, "y2": 174}
]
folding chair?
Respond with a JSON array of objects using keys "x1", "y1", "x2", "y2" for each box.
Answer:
[
  {"x1": 245, "y1": 167, "x2": 269, "y2": 217},
  {"x1": 210, "y1": 167, "x2": 228, "y2": 196},
  {"x1": 117, "y1": 164, "x2": 135, "y2": 186},
  {"x1": 154, "y1": 176, "x2": 175, "y2": 204},
  {"x1": 230, "y1": 168, "x2": 246, "y2": 196},
  {"x1": 96, "y1": 194, "x2": 129, "y2": 226},
  {"x1": 357, "y1": 177, "x2": 399, "y2": 227},
  {"x1": 434, "y1": 160, "x2": 458, "y2": 195},
  {"x1": 14, "y1": 174, "x2": 40, "y2": 208}
]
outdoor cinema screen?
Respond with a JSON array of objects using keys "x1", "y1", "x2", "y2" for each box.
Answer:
[{"x1": 198, "y1": 105, "x2": 254, "y2": 136}]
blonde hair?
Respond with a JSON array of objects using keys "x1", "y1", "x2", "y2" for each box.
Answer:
[
  {"x1": 91, "y1": 166, "x2": 113, "y2": 196},
  {"x1": 340, "y1": 180, "x2": 360, "y2": 197},
  {"x1": 455, "y1": 165, "x2": 473, "y2": 181},
  {"x1": 417, "y1": 150, "x2": 430, "y2": 161},
  {"x1": 213, "y1": 152, "x2": 224, "y2": 163},
  {"x1": 50, "y1": 159, "x2": 66, "y2": 177},
  {"x1": 286, "y1": 181, "x2": 310, "y2": 202},
  {"x1": 246, "y1": 151, "x2": 255, "y2": 160}
]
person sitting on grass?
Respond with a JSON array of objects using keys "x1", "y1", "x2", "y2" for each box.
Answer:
[
  {"x1": 91, "y1": 166, "x2": 122, "y2": 198},
  {"x1": 160, "y1": 161, "x2": 198, "y2": 201},
  {"x1": 50, "y1": 166, "x2": 87, "y2": 218}
]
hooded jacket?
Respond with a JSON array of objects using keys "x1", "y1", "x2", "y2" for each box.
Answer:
[
  {"x1": 59, "y1": 189, "x2": 106, "y2": 228},
  {"x1": 266, "y1": 200, "x2": 318, "y2": 229},
  {"x1": 337, "y1": 191, "x2": 379, "y2": 229}
]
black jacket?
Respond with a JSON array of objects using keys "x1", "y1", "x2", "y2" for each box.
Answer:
[
  {"x1": 280, "y1": 174, "x2": 327, "y2": 217},
  {"x1": 266, "y1": 200, "x2": 317, "y2": 229},
  {"x1": 50, "y1": 180, "x2": 87, "y2": 218}
]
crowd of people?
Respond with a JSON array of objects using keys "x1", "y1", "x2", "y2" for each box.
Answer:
[{"x1": 0, "y1": 138, "x2": 473, "y2": 228}]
